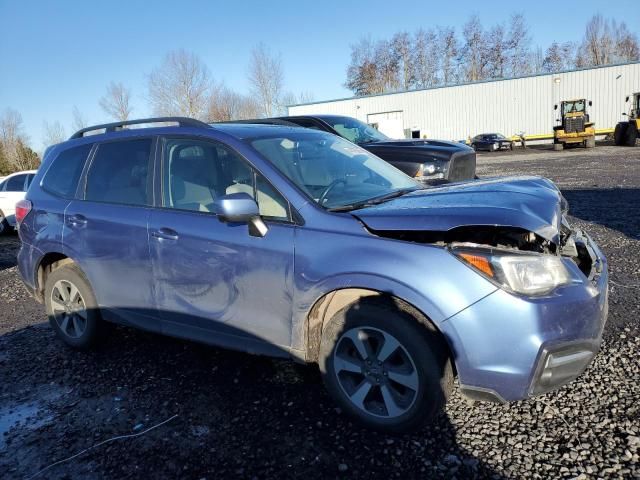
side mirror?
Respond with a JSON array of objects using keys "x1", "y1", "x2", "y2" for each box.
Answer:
[
  {"x1": 626, "y1": 96, "x2": 630, "y2": 102},
  {"x1": 622, "y1": 112, "x2": 628, "y2": 116},
  {"x1": 588, "y1": 100, "x2": 592, "y2": 107},
  {"x1": 213, "y1": 192, "x2": 268, "y2": 237},
  {"x1": 554, "y1": 104, "x2": 558, "y2": 110}
]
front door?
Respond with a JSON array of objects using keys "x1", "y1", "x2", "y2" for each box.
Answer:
[{"x1": 149, "y1": 136, "x2": 295, "y2": 353}]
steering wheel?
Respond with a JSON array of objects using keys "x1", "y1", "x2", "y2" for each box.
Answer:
[{"x1": 318, "y1": 179, "x2": 347, "y2": 206}]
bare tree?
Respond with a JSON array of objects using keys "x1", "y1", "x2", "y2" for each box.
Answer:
[
  {"x1": 345, "y1": 38, "x2": 379, "y2": 96},
  {"x1": 543, "y1": 42, "x2": 575, "y2": 72},
  {"x1": 42, "y1": 120, "x2": 66, "y2": 148},
  {"x1": 486, "y1": 24, "x2": 507, "y2": 78},
  {"x1": 148, "y1": 50, "x2": 211, "y2": 120},
  {"x1": 581, "y1": 15, "x2": 612, "y2": 66},
  {"x1": 461, "y1": 16, "x2": 488, "y2": 82},
  {"x1": 505, "y1": 14, "x2": 531, "y2": 77},
  {"x1": 207, "y1": 85, "x2": 260, "y2": 121},
  {"x1": 0, "y1": 108, "x2": 28, "y2": 170},
  {"x1": 99, "y1": 82, "x2": 133, "y2": 121},
  {"x1": 413, "y1": 29, "x2": 439, "y2": 88},
  {"x1": 248, "y1": 43, "x2": 284, "y2": 117},
  {"x1": 71, "y1": 105, "x2": 88, "y2": 132},
  {"x1": 438, "y1": 27, "x2": 459, "y2": 85},
  {"x1": 612, "y1": 21, "x2": 640, "y2": 62},
  {"x1": 391, "y1": 31, "x2": 414, "y2": 90}
]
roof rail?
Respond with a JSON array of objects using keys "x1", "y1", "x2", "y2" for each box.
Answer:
[
  {"x1": 214, "y1": 118, "x2": 299, "y2": 127},
  {"x1": 69, "y1": 117, "x2": 211, "y2": 139}
]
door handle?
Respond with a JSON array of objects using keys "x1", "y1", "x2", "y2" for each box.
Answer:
[
  {"x1": 67, "y1": 214, "x2": 87, "y2": 226},
  {"x1": 151, "y1": 227, "x2": 179, "y2": 241}
]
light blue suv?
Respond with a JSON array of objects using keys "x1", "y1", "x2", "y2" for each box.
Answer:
[{"x1": 17, "y1": 117, "x2": 608, "y2": 432}]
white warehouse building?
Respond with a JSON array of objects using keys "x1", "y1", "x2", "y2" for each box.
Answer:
[{"x1": 288, "y1": 62, "x2": 640, "y2": 142}]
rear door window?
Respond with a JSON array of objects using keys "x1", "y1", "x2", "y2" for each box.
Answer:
[
  {"x1": 42, "y1": 144, "x2": 92, "y2": 198},
  {"x1": 85, "y1": 139, "x2": 152, "y2": 206},
  {"x1": 5, "y1": 174, "x2": 27, "y2": 192}
]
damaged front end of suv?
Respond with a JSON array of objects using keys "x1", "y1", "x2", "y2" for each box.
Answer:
[{"x1": 348, "y1": 175, "x2": 608, "y2": 403}]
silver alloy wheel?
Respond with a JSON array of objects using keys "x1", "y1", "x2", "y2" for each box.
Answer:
[
  {"x1": 50, "y1": 279, "x2": 87, "y2": 338},
  {"x1": 333, "y1": 327, "x2": 419, "y2": 419}
]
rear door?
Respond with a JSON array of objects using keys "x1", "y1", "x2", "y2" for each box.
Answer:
[
  {"x1": 63, "y1": 137, "x2": 158, "y2": 331},
  {"x1": 148, "y1": 136, "x2": 295, "y2": 352}
]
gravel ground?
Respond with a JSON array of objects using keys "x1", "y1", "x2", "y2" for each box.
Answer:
[{"x1": 1, "y1": 145, "x2": 639, "y2": 479}]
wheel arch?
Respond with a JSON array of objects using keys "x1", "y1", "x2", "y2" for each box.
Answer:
[
  {"x1": 303, "y1": 288, "x2": 454, "y2": 372},
  {"x1": 34, "y1": 252, "x2": 75, "y2": 302}
]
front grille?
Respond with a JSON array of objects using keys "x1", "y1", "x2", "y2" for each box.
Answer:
[
  {"x1": 564, "y1": 116, "x2": 585, "y2": 133},
  {"x1": 446, "y1": 152, "x2": 476, "y2": 182}
]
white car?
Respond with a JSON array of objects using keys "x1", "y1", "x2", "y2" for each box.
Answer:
[{"x1": 0, "y1": 170, "x2": 37, "y2": 233}]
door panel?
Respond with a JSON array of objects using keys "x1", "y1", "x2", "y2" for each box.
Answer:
[
  {"x1": 149, "y1": 211, "x2": 295, "y2": 348},
  {"x1": 63, "y1": 201, "x2": 156, "y2": 329}
]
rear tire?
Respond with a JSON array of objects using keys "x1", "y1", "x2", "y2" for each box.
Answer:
[
  {"x1": 553, "y1": 142, "x2": 564, "y2": 151},
  {"x1": 625, "y1": 125, "x2": 638, "y2": 147},
  {"x1": 319, "y1": 298, "x2": 453, "y2": 433},
  {"x1": 614, "y1": 122, "x2": 628, "y2": 146},
  {"x1": 44, "y1": 263, "x2": 103, "y2": 349}
]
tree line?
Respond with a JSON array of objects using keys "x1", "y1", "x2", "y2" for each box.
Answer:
[
  {"x1": 1, "y1": 43, "x2": 310, "y2": 173},
  {"x1": 345, "y1": 14, "x2": 640, "y2": 96}
]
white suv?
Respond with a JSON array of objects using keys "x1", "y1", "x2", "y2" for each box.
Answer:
[{"x1": 0, "y1": 170, "x2": 37, "y2": 233}]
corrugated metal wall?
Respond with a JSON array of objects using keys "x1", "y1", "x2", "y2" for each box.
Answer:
[{"x1": 289, "y1": 62, "x2": 640, "y2": 141}]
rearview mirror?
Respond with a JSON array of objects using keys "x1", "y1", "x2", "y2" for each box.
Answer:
[{"x1": 213, "y1": 193, "x2": 268, "y2": 237}]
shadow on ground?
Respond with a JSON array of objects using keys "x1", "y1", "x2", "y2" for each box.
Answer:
[
  {"x1": 0, "y1": 306, "x2": 504, "y2": 479},
  {"x1": 562, "y1": 188, "x2": 640, "y2": 240}
]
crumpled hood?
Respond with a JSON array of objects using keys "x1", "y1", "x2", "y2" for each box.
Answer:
[{"x1": 353, "y1": 176, "x2": 566, "y2": 245}]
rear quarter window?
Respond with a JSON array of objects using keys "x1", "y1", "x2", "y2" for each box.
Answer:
[{"x1": 42, "y1": 144, "x2": 92, "y2": 198}]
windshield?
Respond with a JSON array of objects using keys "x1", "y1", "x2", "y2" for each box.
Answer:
[
  {"x1": 250, "y1": 131, "x2": 419, "y2": 210},
  {"x1": 322, "y1": 117, "x2": 390, "y2": 144},
  {"x1": 562, "y1": 100, "x2": 585, "y2": 115}
]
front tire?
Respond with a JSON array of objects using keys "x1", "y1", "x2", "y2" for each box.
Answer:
[
  {"x1": 614, "y1": 122, "x2": 627, "y2": 146},
  {"x1": 319, "y1": 298, "x2": 453, "y2": 433},
  {"x1": 44, "y1": 263, "x2": 103, "y2": 349},
  {"x1": 625, "y1": 125, "x2": 638, "y2": 147}
]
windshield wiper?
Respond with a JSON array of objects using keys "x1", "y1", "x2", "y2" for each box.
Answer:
[{"x1": 328, "y1": 187, "x2": 420, "y2": 212}]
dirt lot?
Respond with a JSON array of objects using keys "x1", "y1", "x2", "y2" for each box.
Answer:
[{"x1": 1, "y1": 145, "x2": 639, "y2": 479}]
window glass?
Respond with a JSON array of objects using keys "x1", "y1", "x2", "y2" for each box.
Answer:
[
  {"x1": 250, "y1": 130, "x2": 418, "y2": 210},
  {"x1": 43, "y1": 144, "x2": 92, "y2": 198},
  {"x1": 322, "y1": 117, "x2": 389, "y2": 144},
  {"x1": 164, "y1": 138, "x2": 290, "y2": 221},
  {"x1": 86, "y1": 139, "x2": 151, "y2": 206},
  {"x1": 5, "y1": 174, "x2": 27, "y2": 192},
  {"x1": 256, "y1": 174, "x2": 289, "y2": 220}
]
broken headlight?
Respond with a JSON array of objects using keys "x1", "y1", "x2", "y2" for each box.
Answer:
[{"x1": 453, "y1": 249, "x2": 580, "y2": 296}]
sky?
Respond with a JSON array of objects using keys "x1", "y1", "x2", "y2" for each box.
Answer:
[{"x1": 1, "y1": 0, "x2": 639, "y2": 150}]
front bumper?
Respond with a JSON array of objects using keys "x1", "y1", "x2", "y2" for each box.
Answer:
[{"x1": 441, "y1": 234, "x2": 608, "y2": 403}]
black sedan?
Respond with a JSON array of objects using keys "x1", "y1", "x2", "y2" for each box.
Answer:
[
  {"x1": 471, "y1": 133, "x2": 514, "y2": 152},
  {"x1": 226, "y1": 115, "x2": 476, "y2": 184}
]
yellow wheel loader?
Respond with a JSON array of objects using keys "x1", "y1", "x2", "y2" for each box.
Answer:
[
  {"x1": 614, "y1": 93, "x2": 640, "y2": 147},
  {"x1": 553, "y1": 99, "x2": 596, "y2": 151}
]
